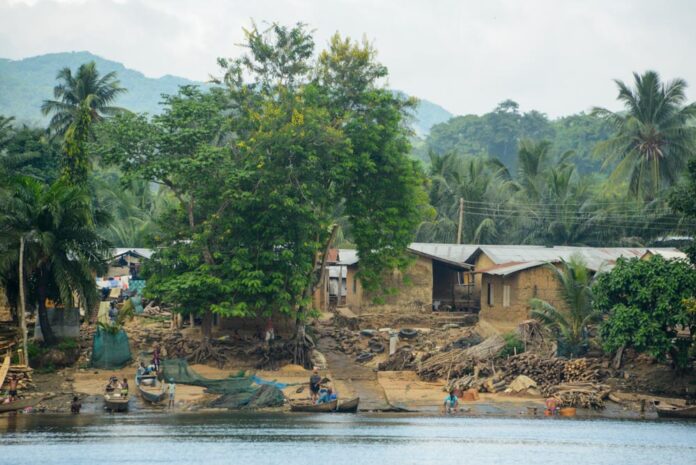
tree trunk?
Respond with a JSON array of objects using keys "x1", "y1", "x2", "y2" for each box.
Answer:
[
  {"x1": 18, "y1": 237, "x2": 29, "y2": 366},
  {"x1": 201, "y1": 310, "x2": 213, "y2": 339},
  {"x1": 37, "y1": 270, "x2": 57, "y2": 346}
]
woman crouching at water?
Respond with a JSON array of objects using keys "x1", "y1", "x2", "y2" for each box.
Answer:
[{"x1": 443, "y1": 390, "x2": 459, "y2": 414}]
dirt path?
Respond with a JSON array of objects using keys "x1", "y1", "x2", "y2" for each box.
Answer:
[{"x1": 316, "y1": 325, "x2": 392, "y2": 411}]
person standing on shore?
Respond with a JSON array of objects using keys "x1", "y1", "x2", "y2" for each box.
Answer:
[
  {"x1": 8, "y1": 375, "x2": 19, "y2": 401},
  {"x1": 309, "y1": 368, "x2": 321, "y2": 403},
  {"x1": 167, "y1": 378, "x2": 176, "y2": 409},
  {"x1": 152, "y1": 344, "x2": 161, "y2": 372}
]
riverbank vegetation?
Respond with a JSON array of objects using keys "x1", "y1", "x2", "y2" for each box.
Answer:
[{"x1": 1, "y1": 21, "x2": 696, "y2": 371}]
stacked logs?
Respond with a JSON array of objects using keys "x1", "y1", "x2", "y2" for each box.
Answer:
[
  {"x1": 563, "y1": 358, "x2": 601, "y2": 383},
  {"x1": 417, "y1": 335, "x2": 505, "y2": 381},
  {"x1": 545, "y1": 382, "x2": 611, "y2": 409},
  {"x1": 499, "y1": 353, "x2": 566, "y2": 388}
]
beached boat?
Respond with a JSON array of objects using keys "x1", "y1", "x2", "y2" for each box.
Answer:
[
  {"x1": 290, "y1": 399, "x2": 338, "y2": 412},
  {"x1": 655, "y1": 402, "x2": 696, "y2": 419},
  {"x1": 0, "y1": 397, "x2": 41, "y2": 413},
  {"x1": 104, "y1": 390, "x2": 129, "y2": 412},
  {"x1": 336, "y1": 397, "x2": 360, "y2": 413},
  {"x1": 135, "y1": 374, "x2": 166, "y2": 404}
]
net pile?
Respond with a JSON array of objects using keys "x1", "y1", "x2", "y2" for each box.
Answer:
[
  {"x1": 91, "y1": 327, "x2": 132, "y2": 369},
  {"x1": 161, "y1": 359, "x2": 286, "y2": 409}
]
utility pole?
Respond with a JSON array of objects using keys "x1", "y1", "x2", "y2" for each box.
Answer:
[
  {"x1": 18, "y1": 236, "x2": 29, "y2": 367},
  {"x1": 456, "y1": 197, "x2": 464, "y2": 245}
]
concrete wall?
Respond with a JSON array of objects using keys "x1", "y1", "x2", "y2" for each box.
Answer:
[
  {"x1": 472, "y1": 252, "x2": 495, "y2": 303},
  {"x1": 479, "y1": 265, "x2": 567, "y2": 332},
  {"x1": 345, "y1": 265, "x2": 363, "y2": 311}
]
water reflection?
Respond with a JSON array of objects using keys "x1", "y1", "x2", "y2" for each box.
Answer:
[{"x1": 1, "y1": 413, "x2": 695, "y2": 465}]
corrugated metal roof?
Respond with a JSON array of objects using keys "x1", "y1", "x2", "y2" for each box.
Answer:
[
  {"x1": 408, "y1": 243, "x2": 478, "y2": 268},
  {"x1": 111, "y1": 248, "x2": 155, "y2": 260},
  {"x1": 478, "y1": 261, "x2": 548, "y2": 276}
]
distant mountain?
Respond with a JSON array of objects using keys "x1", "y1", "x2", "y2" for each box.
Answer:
[
  {"x1": 0, "y1": 51, "x2": 452, "y2": 135},
  {"x1": 0, "y1": 51, "x2": 200, "y2": 126}
]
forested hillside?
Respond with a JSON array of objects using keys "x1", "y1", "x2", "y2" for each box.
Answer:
[{"x1": 417, "y1": 99, "x2": 614, "y2": 174}]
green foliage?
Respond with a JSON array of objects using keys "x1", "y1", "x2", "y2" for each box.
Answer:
[
  {"x1": 0, "y1": 176, "x2": 110, "y2": 344},
  {"x1": 595, "y1": 256, "x2": 696, "y2": 370},
  {"x1": 56, "y1": 337, "x2": 78, "y2": 351},
  {"x1": 100, "y1": 24, "x2": 427, "y2": 327},
  {"x1": 530, "y1": 257, "x2": 601, "y2": 357},
  {"x1": 593, "y1": 71, "x2": 696, "y2": 200},
  {"x1": 500, "y1": 333, "x2": 525, "y2": 357},
  {"x1": 41, "y1": 61, "x2": 127, "y2": 136},
  {"x1": 669, "y1": 157, "x2": 696, "y2": 263}
]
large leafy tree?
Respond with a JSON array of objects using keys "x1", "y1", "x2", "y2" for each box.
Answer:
[
  {"x1": 595, "y1": 256, "x2": 696, "y2": 370},
  {"x1": 0, "y1": 177, "x2": 109, "y2": 345},
  {"x1": 530, "y1": 257, "x2": 601, "y2": 357},
  {"x1": 99, "y1": 23, "x2": 427, "y2": 365},
  {"x1": 593, "y1": 71, "x2": 696, "y2": 200},
  {"x1": 41, "y1": 61, "x2": 127, "y2": 136}
]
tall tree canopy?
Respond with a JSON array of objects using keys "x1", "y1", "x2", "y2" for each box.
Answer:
[
  {"x1": 593, "y1": 71, "x2": 696, "y2": 200},
  {"x1": 97, "y1": 23, "x2": 427, "y2": 364},
  {"x1": 41, "y1": 61, "x2": 127, "y2": 136}
]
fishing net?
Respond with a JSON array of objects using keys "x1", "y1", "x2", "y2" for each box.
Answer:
[
  {"x1": 91, "y1": 327, "x2": 132, "y2": 369},
  {"x1": 161, "y1": 358, "x2": 286, "y2": 409}
]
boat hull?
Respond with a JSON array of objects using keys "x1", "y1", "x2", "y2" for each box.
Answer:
[
  {"x1": 0, "y1": 397, "x2": 40, "y2": 413},
  {"x1": 104, "y1": 393, "x2": 129, "y2": 412},
  {"x1": 135, "y1": 375, "x2": 166, "y2": 404},
  {"x1": 336, "y1": 397, "x2": 360, "y2": 413},
  {"x1": 290, "y1": 399, "x2": 338, "y2": 412},
  {"x1": 656, "y1": 405, "x2": 696, "y2": 419}
]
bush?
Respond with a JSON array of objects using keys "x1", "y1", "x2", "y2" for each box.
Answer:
[{"x1": 500, "y1": 333, "x2": 525, "y2": 357}]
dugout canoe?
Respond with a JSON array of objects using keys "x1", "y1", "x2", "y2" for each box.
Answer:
[
  {"x1": 135, "y1": 374, "x2": 166, "y2": 404},
  {"x1": 290, "y1": 399, "x2": 338, "y2": 412},
  {"x1": 0, "y1": 397, "x2": 41, "y2": 413},
  {"x1": 335, "y1": 397, "x2": 360, "y2": 413},
  {"x1": 655, "y1": 402, "x2": 696, "y2": 419}
]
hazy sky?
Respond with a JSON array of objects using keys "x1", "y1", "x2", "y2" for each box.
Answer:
[{"x1": 1, "y1": 0, "x2": 695, "y2": 117}]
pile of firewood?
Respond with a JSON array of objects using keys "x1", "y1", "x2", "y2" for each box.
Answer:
[
  {"x1": 499, "y1": 353, "x2": 566, "y2": 387},
  {"x1": 417, "y1": 335, "x2": 505, "y2": 381},
  {"x1": 3, "y1": 365, "x2": 35, "y2": 391},
  {"x1": 563, "y1": 358, "x2": 601, "y2": 383},
  {"x1": 545, "y1": 382, "x2": 611, "y2": 409}
]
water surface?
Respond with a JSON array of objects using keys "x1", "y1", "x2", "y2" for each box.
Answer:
[{"x1": 1, "y1": 413, "x2": 695, "y2": 465}]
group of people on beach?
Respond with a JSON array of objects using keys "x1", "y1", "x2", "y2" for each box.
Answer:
[{"x1": 309, "y1": 367, "x2": 338, "y2": 405}]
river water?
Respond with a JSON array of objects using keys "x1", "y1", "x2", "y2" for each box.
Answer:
[{"x1": 1, "y1": 413, "x2": 695, "y2": 465}]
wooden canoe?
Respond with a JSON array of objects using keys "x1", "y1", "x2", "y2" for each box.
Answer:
[
  {"x1": 0, "y1": 397, "x2": 41, "y2": 413},
  {"x1": 104, "y1": 391, "x2": 129, "y2": 412},
  {"x1": 290, "y1": 399, "x2": 338, "y2": 412},
  {"x1": 336, "y1": 397, "x2": 360, "y2": 413},
  {"x1": 135, "y1": 374, "x2": 166, "y2": 404},
  {"x1": 655, "y1": 403, "x2": 696, "y2": 419}
]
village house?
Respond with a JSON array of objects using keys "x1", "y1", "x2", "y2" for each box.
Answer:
[
  {"x1": 469, "y1": 245, "x2": 687, "y2": 332},
  {"x1": 311, "y1": 244, "x2": 687, "y2": 333}
]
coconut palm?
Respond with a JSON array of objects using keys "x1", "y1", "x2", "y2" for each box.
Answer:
[
  {"x1": 530, "y1": 257, "x2": 601, "y2": 357},
  {"x1": 0, "y1": 177, "x2": 109, "y2": 345},
  {"x1": 593, "y1": 71, "x2": 696, "y2": 199},
  {"x1": 41, "y1": 61, "x2": 127, "y2": 136}
]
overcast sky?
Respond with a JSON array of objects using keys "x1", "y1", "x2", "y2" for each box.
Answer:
[{"x1": 1, "y1": 0, "x2": 695, "y2": 117}]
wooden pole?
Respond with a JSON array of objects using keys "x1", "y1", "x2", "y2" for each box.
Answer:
[
  {"x1": 18, "y1": 236, "x2": 29, "y2": 367},
  {"x1": 456, "y1": 197, "x2": 464, "y2": 245}
]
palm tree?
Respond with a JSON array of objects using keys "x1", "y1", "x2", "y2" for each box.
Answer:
[
  {"x1": 0, "y1": 177, "x2": 109, "y2": 345},
  {"x1": 41, "y1": 61, "x2": 127, "y2": 136},
  {"x1": 593, "y1": 71, "x2": 696, "y2": 199},
  {"x1": 530, "y1": 257, "x2": 602, "y2": 357}
]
